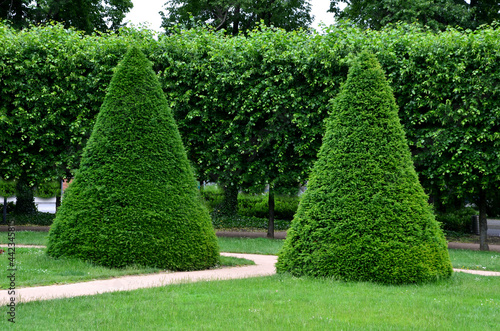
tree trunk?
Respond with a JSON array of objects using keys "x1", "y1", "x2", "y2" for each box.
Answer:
[
  {"x1": 3, "y1": 197, "x2": 7, "y2": 224},
  {"x1": 232, "y1": 5, "x2": 240, "y2": 36},
  {"x1": 14, "y1": 178, "x2": 36, "y2": 215},
  {"x1": 55, "y1": 179, "x2": 63, "y2": 211},
  {"x1": 479, "y1": 189, "x2": 489, "y2": 251},
  {"x1": 267, "y1": 188, "x2": 275, "y2": 238}
]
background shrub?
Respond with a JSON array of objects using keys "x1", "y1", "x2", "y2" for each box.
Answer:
[
  {"x1": 199, "y1": 185, "x2": 224, "y2": 212},
  {"x1": 435, "y1": 207, "x2": 478, "y2": 233},
  {"x1": 5, "y1": 212, "x2": 55, "y2": 226},
  {"x1": 211, "y1": 215, "x2": 291, "y2": 231},
  {"x1": 35, "y1": 181, "x2": 61, "y2": 198},
  {"x1": 238, "y1": 194, "x2": 299, "y2": 221}
]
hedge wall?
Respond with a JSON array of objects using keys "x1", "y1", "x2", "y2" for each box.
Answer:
[{"x1": 1, "y1": 22, "x2": 499, "y2": 213}]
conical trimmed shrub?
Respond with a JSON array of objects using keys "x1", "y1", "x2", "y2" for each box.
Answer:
[
  {"x1": 277, "y1": 52, "x2": 452, "y2": 284},
  {"x1": 47, "y1": 47, "x2": 219, "y2": 270}
]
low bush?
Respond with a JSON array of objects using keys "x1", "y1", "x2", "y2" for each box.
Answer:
[
  {"x1": 6, "y1": 212, "x2": 55, "y2": 226},
  {"x1": 0, "y1": 201, "x2": 15, "y2": 214},
  {"x1": 238, "y1": 194, "x2": 299, "y2": 221},
  {"x1": 201, "y1": 188, "x2": 300, "y2": 222},
  {"x1": 435, "y1": 207, "x2": 478, "y2": 233},
  {"x1": 211, "y1": 215, "x2": 291, "y2": 231},
  {"x1": 35, "y1": 181, "x2": 61, "y2": 198},
  {"x1": 200, "y1": 185, "x2": 224, "y2": 212}
]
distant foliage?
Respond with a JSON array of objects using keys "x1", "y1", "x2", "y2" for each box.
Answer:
[
  {"x1": 0, "y1": 180, "x2": 16, "y2": 197},
  {"x1": 6, "y1": 212, "x2": 55, "y2": 226},
  {"x1": 277, "y1": 52, "x2": 453, "y2": 284},
  {"x1": 238, "y1": 194, "x2": 299, "y2": 221},
  {"x1": 200, "y1": 187, "x2": 299, "y2": 221},
  {"x1": 211, "y1": 215, "x2": 291, "y2": 230},
  {"x1": 436, "y1": 207, "x2": 478, "y2": 233},
  {"x1": 0, "y1": 0, "x2": 133, "y2": 33},
  {"x1": 35, "y1": 181, "x2": 61, "y2": 198},
  {"x1": 47, "y1": 47, "x2": 219, "y2": 270}
]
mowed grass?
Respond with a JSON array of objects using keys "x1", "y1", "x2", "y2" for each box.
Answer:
[
  {"x1": 448, "y1": 249, "x2": 500, "y2": 272},
  {"x1": 218, "y1": 236, "x2": 284, "y2": 255},
  {"x1": 0, "y1": 231, "x2": 48, "y2": 245},
  {"x1": 2, "y1": 273, "x2": 500, "y2": 330}
]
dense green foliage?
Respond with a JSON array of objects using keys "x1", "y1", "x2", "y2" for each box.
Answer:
[
  {"x1": 238, "y1": 194, "x2": 299, "y2": 221},
  {"x1": 0, "y1": 23, "x2": 156, "y2": 187},
  {"x1": 0, "y1": 0, "x2": 133, "y2": 33},
  {"x1": 1, "y1": 23, "x2": 498, "y2": 227},
  {"x1": 35, "y1": 180, "x2": 61, "y2": 198},
  {"x1": 47, "y1": 47, "x2": 219, "y2": 270},
  {"x1": 156, "y1": 26, "x2": 342, "y2": 193},
  {"x1": 161, "y1": 0, "x2": 312, "y2": 34},
  {"x1": 277, "y1": 52, "x2": 453, "y2": 284},
  {"x1": 4, "y1": 212, "x2": 55, "y2": 225},
  {"x1": 329, "y1": 0, "x2": 500, "y2": 31},
  {"x1": 436, "y1": 207, "x2": 478, "y2": 233},
  {"x1": 200, "y1": 187, "x2": 299, "y2": 221},
  {"x1": 0, "y1": 179, "x2": 16, "y2": 197}
]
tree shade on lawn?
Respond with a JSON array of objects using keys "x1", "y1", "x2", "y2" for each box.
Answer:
[
  {"x1": 47, "y1": 46, "x2": 220, "y2": 270},
  {"x1": 277, "y1": 51, "x2": 453, "y2": 284}
]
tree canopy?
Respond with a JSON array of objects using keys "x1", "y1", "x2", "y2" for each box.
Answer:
[
  {"x1": 161, "y1": 0, "x2": 313, "y2": 34},
  {"x1": 329, "y1": 0, "x2": 500, "y2": 31},
  {"x1": 0, "y1": 0, "x2": 133, "y2": 33}
]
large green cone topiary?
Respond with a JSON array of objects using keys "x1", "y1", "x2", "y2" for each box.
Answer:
[
  {"x1": 277, "y1": 52, "x2": 452, "y2": 284},
  {"x1": 47, "y1": 46, "x2": 219, "y2": 270}
]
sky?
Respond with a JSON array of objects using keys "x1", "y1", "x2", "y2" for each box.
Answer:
[{"x1": 124, "y1": 0, "x2": 337, "y2": 33}]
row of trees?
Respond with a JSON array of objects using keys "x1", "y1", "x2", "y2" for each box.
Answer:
[
  {"x1": 329, "y1": 0, "x2": 500, "y2": 31},
  {"x1": 163, "y1": 0, "x2": 500, "y2": 33},
  {"x1": 1, "y1": 22, "x2": 498, "y2": 245},
  {"x1": 3, "y1": 1, "x2": 500, "y2": 35},
  {"x1": 161, "y1": 0, "x2": 313, "y2": 35},
  {"x1": 0, "y1": 0, "x2": 133, "y2": 33}
]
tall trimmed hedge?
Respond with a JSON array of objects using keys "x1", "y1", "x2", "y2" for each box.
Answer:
[
  {"x1": 47, "y1": 46, "x2": 219, "y2": 270},
  {"x1": 276, "y1": 52, "x2": 453, "y2": 284},
  {"x1": 1, "y1": 22, "x2": 499, "y2": 222}
]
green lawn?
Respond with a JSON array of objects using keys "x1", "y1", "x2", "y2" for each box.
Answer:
[
  {"x1": 448, "y1": 249, "x2": 500, "y2": 272},
  {"x1": 2, "y1": 273, "x2": 499, "y2": 330},
  {"x1": 218, "y1": 237, "x2": 284, "y2": 255},
  {"x1": 1, "y1": 232, "x2": 500, "y2": 329},
  {"x1": 0, "y1": 231, "x2": 48, "y2": 245}
]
